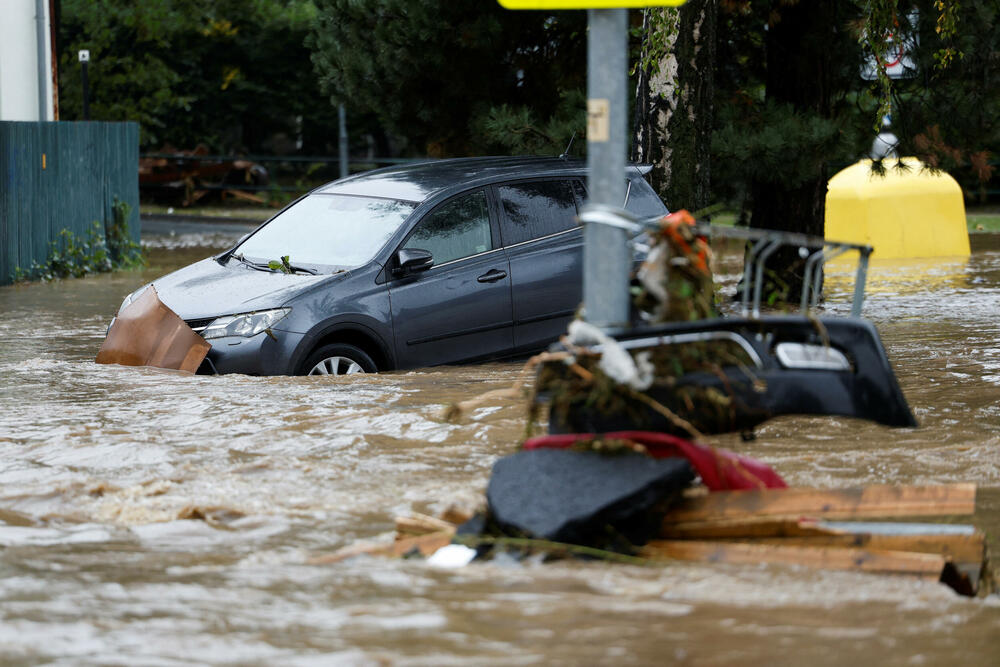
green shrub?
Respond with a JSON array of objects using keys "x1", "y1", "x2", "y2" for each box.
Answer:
[
  {"x1": 105, "y1": 198, "x2": 144, "y2": 269},
  {"x1": 12, "y1": 198, "x2": 145, "y2": 283}
]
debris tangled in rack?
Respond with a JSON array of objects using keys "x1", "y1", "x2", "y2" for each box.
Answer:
[{"x1": 632, "y1": 209, "x2": 716, "y2": 323}]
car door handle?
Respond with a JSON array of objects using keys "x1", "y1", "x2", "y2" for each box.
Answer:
[{"x1": 477, "y1": 269, "x2": 507, "y2": 283}]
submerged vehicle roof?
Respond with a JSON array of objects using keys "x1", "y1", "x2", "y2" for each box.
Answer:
[{"x1": 315, "y1": 156, "x2": 648, "y2": 203}]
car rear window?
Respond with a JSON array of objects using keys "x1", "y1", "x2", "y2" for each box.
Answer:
[
  {"x1": 497, "y1": 180, "x2": 579, "y2": 246},
  {"x1": 624, "y1": 178, "x2": 668, "y2": 218},
  {"x1": 565, "y1": 176, "x2": 667, "y2": 218}
]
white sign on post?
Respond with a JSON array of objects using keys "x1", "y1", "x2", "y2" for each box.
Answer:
[
  {"x1": 860, "y1": 10, "x2": 918, "y2": 80},
  {"x1": 78, "y1": 50, "x2": 90, "y2": 63}
]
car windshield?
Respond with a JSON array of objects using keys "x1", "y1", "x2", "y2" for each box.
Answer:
[{"x1": 234, "y1": 194, "x2": 416, "y2": 270}]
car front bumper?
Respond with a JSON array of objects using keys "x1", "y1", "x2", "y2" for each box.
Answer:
[{"x1": 198, "y1": 328, "x2": 307, "y2": 375}]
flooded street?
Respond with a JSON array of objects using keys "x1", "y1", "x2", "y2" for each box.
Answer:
[{"x1": 1, "y1": 222, "x2": 999, "y2": 665}]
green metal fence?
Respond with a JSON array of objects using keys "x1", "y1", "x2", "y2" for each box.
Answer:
[{"x1": 0, "y1": 121, "x2": 139, "y2": 285}]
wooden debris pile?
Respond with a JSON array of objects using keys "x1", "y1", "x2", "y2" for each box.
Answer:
[
  {"x1": 647, "y1": 482, "x2": 989, "y2": 597},
  {"x1": 139, "y1": 144, "x2": 269, "y2": 207},
  {"x1": 315, "y1": 482, "x2": 991, "y2": 597}
]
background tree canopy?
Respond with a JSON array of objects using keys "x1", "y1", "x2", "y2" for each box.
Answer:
[
  {"x1": 307, "y1": 0, "x2": 586, "y2": 157},
  {"x1": 706, "y1": 0, "x2": 998, "y2": 220},
  {"x1": 58, "y1": 0, "x2": 339, "y2": 152},
  {"x1": 55, "y1": 0, "x2": 997, "y2": 215}
]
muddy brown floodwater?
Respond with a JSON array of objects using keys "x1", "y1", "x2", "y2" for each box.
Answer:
[{"x1": 1, "y1": 223, "x2": 999, "y2": 666}]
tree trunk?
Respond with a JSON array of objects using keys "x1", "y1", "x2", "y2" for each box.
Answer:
[
  {"x1": 746, "y1": 0, "x2": 837, "y2": 303},
  {"x1": 632, "y1": 0, "x2": 718, "y2": 213}
]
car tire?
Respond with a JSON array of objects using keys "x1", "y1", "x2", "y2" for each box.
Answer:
[{"x1": 301, "y1": 343, "x2": 377, "y2": 376}]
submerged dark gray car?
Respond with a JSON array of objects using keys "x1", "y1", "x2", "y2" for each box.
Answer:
[{"x1": 117, "y1": 157, "x2": 667, "y2": 375}]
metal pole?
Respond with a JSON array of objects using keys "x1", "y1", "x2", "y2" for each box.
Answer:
[
  {"x1": 584, "y1": 8, "x2": 629, "y2": 329},
  {"x1": 81, "y1": 61, "x2": 90, "y2": 120},
  {"x1": 35, "y1": 0, "x2": 48, "y2": 121},
  {"x1": 851, "y1": 248, "x2": 871, "y2": 317},
  {"x1": 338, "y1": 104, "x2": 348, "y2": 179},
  {"x1": 78, "y1": 50, "x2": 90, "y2": 120}
]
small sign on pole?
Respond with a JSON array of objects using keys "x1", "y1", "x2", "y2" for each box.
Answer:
[
  {"x1": 586, "y1": 98, "x2": 610, "y2": 142},
  {"x1": 79, "y1": 50, "x2": 91, "y2": 120}
]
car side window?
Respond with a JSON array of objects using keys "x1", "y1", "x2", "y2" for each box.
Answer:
[
  {"x1": 403, "y1": 190, "x2": 493, "y2": 265},
  {"x1": 497, "y1": 180, "x2": 578, "y2": 246}
]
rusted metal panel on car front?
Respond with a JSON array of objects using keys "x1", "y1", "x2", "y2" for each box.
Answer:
[{"x1": 95, "y1": 286, "x2": 210, "y2": 373}]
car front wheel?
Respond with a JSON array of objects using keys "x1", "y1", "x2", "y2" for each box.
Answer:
[{"x1": 301, "y1": 343, "x2": 377, "y2": 376}]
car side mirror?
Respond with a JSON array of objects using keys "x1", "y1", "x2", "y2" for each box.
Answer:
[{"x1": 394, "y1": 248, "x2": 434, "y2": 276}]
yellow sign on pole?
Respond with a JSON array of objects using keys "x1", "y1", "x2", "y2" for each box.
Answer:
[{"x1": 498, "y1": 1, "x2": 686, "y2": 8}]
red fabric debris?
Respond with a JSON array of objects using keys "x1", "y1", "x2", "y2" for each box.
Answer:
[{"x1": 521, "y1": 431, "x2": 786, "y2": 491}]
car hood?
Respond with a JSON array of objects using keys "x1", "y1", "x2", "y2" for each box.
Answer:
[{"x1": 150, "y1": 257, "x2": 331, "y2": 320}]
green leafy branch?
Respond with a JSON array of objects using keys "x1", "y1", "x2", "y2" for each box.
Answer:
[
  {"x1": 859, "y1": 1, "x2": 963, "y2": 132},
  {"x1": 268, "y1": 255, "x2": 294, "y2": 273}
]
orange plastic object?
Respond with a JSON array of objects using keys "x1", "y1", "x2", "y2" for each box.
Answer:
[
  {"x1": 662, "y1": 209, "x2": 710, "y2": 274},
  {"x1": 95, "y1": 287, "x2": 210, "y2": 373}
]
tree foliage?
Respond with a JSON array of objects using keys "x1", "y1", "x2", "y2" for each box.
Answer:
[
  {"x1": 53, "y1": 0, "x2": 998, "y2": 195},
  {"x1": 308, "y1": 0, "x2": 586, "y2": 156},
  {"x1": 631, "y1": 0, "x2": 997, "y2": 217},
  {"x1": 58, "y1": 0, "x2": 338, "y2": 152},
  {"x1": 630, "y1": 0, "x2": 998, "y2": 300},
  {"x1": 708, "y1": 0, "x2": 872, "y2": 218},
  {"x1": 889, "y1": 1, "x2": 999, "y2": 192}
]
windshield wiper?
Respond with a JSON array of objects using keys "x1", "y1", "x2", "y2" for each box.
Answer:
[
  {"x1": 231, "y1": 253, "x2": 275, "y2": 273},
  {"x1": 283, "y1": 262, "x2": 318, "y2": 275},
  {"x1": 267, "y1": 255, "x2": 318, "y2": 275},
  {"x1": 232, "y1": 253, "x2": 318, "y2": 275}
]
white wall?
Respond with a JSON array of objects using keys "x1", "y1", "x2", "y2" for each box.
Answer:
[{"x1": 0, "y1": 0, "x2": 54, "y2": 121}]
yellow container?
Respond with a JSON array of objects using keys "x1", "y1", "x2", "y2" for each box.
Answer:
[{"x1": 825, "y1": 158, "x2": 970, "y2": 259}]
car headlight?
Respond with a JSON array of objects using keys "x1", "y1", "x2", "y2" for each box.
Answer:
[{"x1": 202, "y1": 308, "x2": 291, "y2": 340}]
